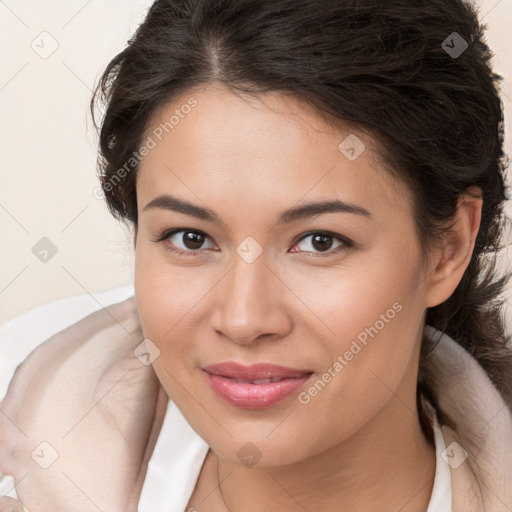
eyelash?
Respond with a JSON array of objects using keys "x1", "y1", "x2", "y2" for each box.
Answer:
[{"x1": 152, "y1": 228, "x2": 354, "y2": 258}]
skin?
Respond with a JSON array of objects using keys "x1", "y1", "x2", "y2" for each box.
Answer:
[{"x1": 133, "y1": 83, "x2": 482, "y2": 511}]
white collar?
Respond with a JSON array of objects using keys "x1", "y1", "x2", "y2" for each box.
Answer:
[{"x1": 427, "y1": 411, "x2": 453, "y2": 511}]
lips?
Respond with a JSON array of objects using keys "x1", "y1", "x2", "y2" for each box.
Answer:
[{"x1": 203, "y1": 362, "x2": 314, "y2": 409}]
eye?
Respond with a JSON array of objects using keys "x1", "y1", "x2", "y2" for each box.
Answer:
[
  {"x1": 153, "y1": 228, "x2": 217, "y2": 256},
  {"x1": 153, "y1": 229, "x2": 353, "y2": 257},
  {"x1": 289, "y1": 231, "x2": 352, "y2": 256}
]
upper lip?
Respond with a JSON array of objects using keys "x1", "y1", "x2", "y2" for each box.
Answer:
[{"x1": 203, "y1": 362, "x2": 313, "y2": 380}]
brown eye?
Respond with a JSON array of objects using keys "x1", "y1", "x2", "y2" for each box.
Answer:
[
  {"x1": 180, "y1": 231, "x2": 206, "y2": 250},
  {"x1": 310, "y1": 233, "x2": 335, "y2": 251},
  {"x1": 155, "y1": 229, "x2": 217, "y2": 256},
  {"x1": 291, "y1": 231, "x2": 352, "y2": 255}
]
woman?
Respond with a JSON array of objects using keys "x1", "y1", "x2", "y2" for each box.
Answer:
[{"x1": 1, "y1": 0, "x2": 512, "y2": 510}]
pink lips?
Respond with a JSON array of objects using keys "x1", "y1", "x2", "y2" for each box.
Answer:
[{"x1": 203, "y1": 362, "x2": 314, "y2": 409}]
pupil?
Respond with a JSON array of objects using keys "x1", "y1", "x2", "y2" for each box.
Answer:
[
  {"x1": 312, "y1": 234, "x2": 332, "y2": 251},
  {"x1": 181, "y1": 232, "x2": 334, "y2": 252},
  {"x1": 184, "y1": 231, "x2": 204, "y2": 250}
]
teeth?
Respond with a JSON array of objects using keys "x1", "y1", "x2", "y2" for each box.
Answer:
[{"x1": 233, "y1": 377, "x2": 284, "y2": 384}]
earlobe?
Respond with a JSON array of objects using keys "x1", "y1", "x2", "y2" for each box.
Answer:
[{"x1": 425, "y1": 187, "x2": 483, "y2": 308}]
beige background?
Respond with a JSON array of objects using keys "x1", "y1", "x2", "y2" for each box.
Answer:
[{"x1": 1, "y1": 0, "x2": 512, "y2": 326}]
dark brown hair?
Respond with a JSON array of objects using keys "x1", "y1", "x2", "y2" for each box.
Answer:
[{"x1": 91, "y1": 0, "x2": 512, "y2": 435}]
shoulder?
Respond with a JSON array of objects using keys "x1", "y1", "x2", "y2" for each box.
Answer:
[
  {"x1": 0, "y1": 283, "x2": 135, "y2": 401},
  {"x1": 423, "y1": 325, "x2": 512, "y2": 510}
]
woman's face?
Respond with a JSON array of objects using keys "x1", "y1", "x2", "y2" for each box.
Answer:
[{"x1": 134, "y1": 83, "x2": 431, "y2": 466}]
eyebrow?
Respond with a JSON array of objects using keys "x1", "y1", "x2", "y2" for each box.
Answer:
[{"x1": 142, "y1": 194, "x2": 372, "y2": 225}]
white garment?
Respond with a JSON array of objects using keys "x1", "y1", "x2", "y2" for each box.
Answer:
[{"x1": 0, "y1": 284, "x2": 452, "y2": 511}]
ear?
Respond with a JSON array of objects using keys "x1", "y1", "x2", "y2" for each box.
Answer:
[{"x1": 425, "y1": 187, "x2": 483, "y2": 308}]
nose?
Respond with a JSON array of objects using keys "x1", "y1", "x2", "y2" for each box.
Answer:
[{"x1": 209, "y1": 252, "x2": 293, "y2": 346}]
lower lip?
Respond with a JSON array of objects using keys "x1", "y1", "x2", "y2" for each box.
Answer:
[{"x1": 204, "y1": 371, "x2": 313, "y2": 409}]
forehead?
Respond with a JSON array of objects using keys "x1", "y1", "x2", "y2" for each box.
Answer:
[{"x1": 137, "y1": 84, "x2": 411, "y2": 220}]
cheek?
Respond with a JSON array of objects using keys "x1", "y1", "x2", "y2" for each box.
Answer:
[
  {"x1": 135, "y1": 240, "x2": 202, "y2": 337},
  {"x1": 134, "y1": 239, "x2": 218, "y2": 383},
  {"x1": 134, "y1": 246, "x2": 195, "y2": 400},
  {"x1": 297, "y1": 288, "x2": 423, "y2": 443},
  {"x1": 283, "y1": 246, "x2": 421, "y2": 347},
  {"x1": 302, "y1": 247, "x2": 424, "y2": 395}
]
